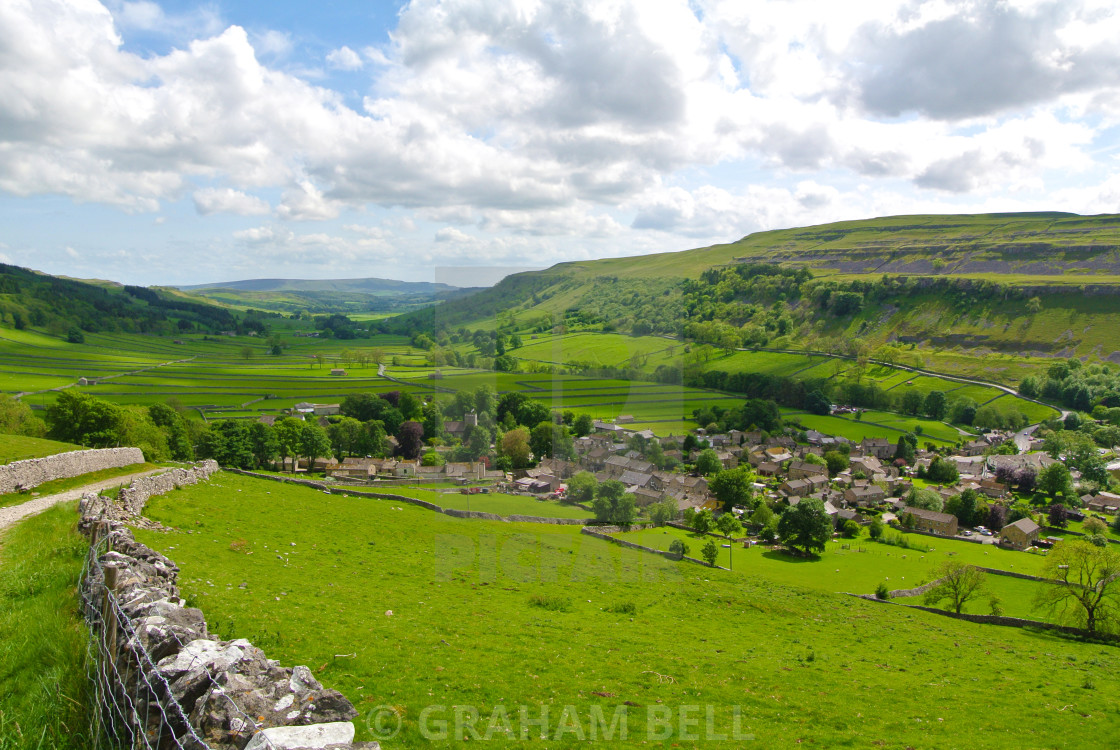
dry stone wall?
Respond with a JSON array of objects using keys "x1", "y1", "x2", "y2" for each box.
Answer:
[
  {"x1": 225, "y1": 469, "x2": 593, "y2": 525},
  {"x1": 117, "y1": 460, "x2": 219, "y2": 516},
  {"x1": 79, "y1": 465, "x2": 380, "y2": 750},
  {"x1": 0, "y1": 446, "x2": 144, "y2": 493}
]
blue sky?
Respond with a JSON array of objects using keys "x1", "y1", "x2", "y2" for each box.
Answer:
[{"x1": 2, "y1": 0, "x2": 1120, "y2": 287}]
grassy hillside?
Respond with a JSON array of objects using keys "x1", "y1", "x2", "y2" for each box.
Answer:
[
  {"x1": 137, "y1": 472, "x2": 1120, "y2": 748},
  {"x1": 0, "y1": 434, "x2": 82, "y2": 464},
  {"x1": 391, "y1": 212, "x2": 1120, "y2": 381}
]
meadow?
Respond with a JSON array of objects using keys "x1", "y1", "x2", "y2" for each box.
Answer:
[
  {"x1": 0, "y1": 434, "x2": 83, "y2": 464},
  {"x1": 2, "y1": 325, "x2": 1059, "y2": 439},
  {"x1": 620, "y1": 526, "x2": 1050, "y2": 621},
  {"x1": 134, "y1": 472, "x2": 1120, "y2": 748}
]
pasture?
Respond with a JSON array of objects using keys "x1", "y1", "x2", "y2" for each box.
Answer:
[
  {"x1": 3, "y1": 327, "x2": 1060, "y2": 438},
  {"x1": 0, "y1": 434, "x2": 83, "y2": 464},
  {"x1": 134, "y1": 473, "x2": 1120, "y2": 748}
]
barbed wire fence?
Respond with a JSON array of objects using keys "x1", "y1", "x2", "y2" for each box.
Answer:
[{"x1": 78, "y1": 518, "x2": 279, "y2": 750}]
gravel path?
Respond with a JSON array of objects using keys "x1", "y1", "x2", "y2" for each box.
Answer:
[{"x1": 0, "y1": 468, "x2": 166, "y2": 533}]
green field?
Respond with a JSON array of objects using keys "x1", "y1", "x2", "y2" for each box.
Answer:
[
  {"x1": 0, "y1": 434, "x2": 83, "y2": 464},
  {"x1": 134, "y1": 472, "x2": 1120, "y2": 748},
  {"x1": 0, "y1": 325, "x2": 1062, "y2": 441},
  {"x1": 620, "y1": 527, "x2": 1048, "y2": 620},
  {"x1": 359, "y1": 486, "x2": 593, "y2": 519}
]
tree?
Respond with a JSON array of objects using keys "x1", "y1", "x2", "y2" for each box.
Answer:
[
  {"x1": 499, "y1": 426, "x2": 532, "y2": 469},
  {"x1": 925, "y1": 456, "x2": 959, "y2": 485},
  {"x1": 868, "y1": 517, "x2": 885, "y2": 539},
  {"x1": 841, "y1": 519, "x2": 861, "y2": 538},
  {"x1": 530, "y1": 420, "x2": 573, "y2": 460},
  {"x1": 246, "y1": 421, "x2": 278, "y2": 468},
  {"x1": 148, "y1": 402, "x2": 192, "y2": 460},
  {"x1": 1047, "y1": 504, "x2": 1069, "y2": 528},
  {"x1": 421, "y1": 449, "x2": 444, "y2": 467},
  {"x1": 573, "y1": 413, "x2": 594, "y2": 437},
  {"x1": 1039, "y1": 462, "x2": 1073, "y2": 500},
  {"x1": 824, "y1": 450, "x2": 849, "y2": 477},
  {"x1": 749, "y1": 502, "x2": 773, "y2": 530},
  {"x1": 922, "y1": 561, "x2": 988, "y2": 614},
  {"x1": 298, "y1": 421, "x2": 331, "y2": 472},
  {"x1": 777, "y1": 497, "x2": 832, "y2": 556},
  {"x1": 591, "y1": 480, "x2": 636, "y2": 527},
  {"x1": 923, "y1": 391, "x2": 948, "y2": 421},
  {"x1": 691, "y1": 508, "x2": 713, "y2": 533},
  {"x1": 668, "y1": 539, "x2": 689, "y2": 560},
  {"x1": 44, "y1": 390, "x2": 122, "y2": 447},
  {"x1": 648, "y1": 497, "x2": 677, "y2": 526},
  {"x1": 1034, "y1": 540, "x2": 1120, "y2": 634},
  {"x1": 715, "y1": 512, "x2": 743, "y2": 540},
  {"x1": 948, "y1": 488, "x2": 980, "y2": 528},
  {"x1": 274, "y1": 417, "x2": 303, "y2": 471},
  {"x1": 1084, "y1": 517, "x2": 1108, "y2": 536},
  {"x1": 708, "y1": 466, "x2": 754, "y2": 512},
  {"x1": 567, "y1": 471, "x2": 598, "y2": 504},
  {"x1": 422, "y1": 402, "x2": 445, "y2": 442},
  {"x1": 0, "y1": 394, "x2": 46, "y2": 437},
  {"x1": 695, "y1": 448, "x2": 721, "y2": 476},
  {"x1": 396, "y1": 421, "x2": 425, "y2": 460},
  {"x1": 907, "y1": 487, "x2": 944, "y2": 512},
  {"x1": 464, "y1": 424, "x2": 492, "y2": 460},
  {"x1": 327, "y1": 416, "x2": 364, "y2": 461},
  {"x1": 806, "y1": 389, "x2": 831, "y2": 416},
  {"x1": 701, "y1": 539, "x2": 719, "y2": 566}
]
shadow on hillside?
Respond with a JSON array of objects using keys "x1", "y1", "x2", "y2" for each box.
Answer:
[{"x1": 761, "y1": 549, "x2": 821, "y2": 563}]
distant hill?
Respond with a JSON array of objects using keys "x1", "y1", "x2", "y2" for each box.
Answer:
[
  {"x1": 387, "y1": 212, "x2": 1120, "y2": 369},
  {"x1": 0, "y1": 264, "x2": 238, "y2": 337},
  {"x1": 177, "y1": 277, "x2": 481, "y2": 315},
  {"x1": 180, "y1": 277, "x2": 461, "y2": 294}
]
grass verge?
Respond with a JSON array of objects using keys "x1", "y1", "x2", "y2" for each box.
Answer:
[{"x1": 0, "y1": 502, "x2": 93, "y2": 750}]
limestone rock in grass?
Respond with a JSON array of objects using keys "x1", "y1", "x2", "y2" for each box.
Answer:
[{"x1": 243, "y1": 722, "x2": 356, "y2": 750}]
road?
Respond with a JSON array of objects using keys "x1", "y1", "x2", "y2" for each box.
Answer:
[{"x1": 0, "y1": 467, "x2": 167, "y2": 533}]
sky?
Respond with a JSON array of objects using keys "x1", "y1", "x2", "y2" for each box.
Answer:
[{"x1": 3, "y1": 0, "x2": 1120, "y2": 287}]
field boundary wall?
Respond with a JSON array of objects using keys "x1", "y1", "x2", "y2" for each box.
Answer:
[
  {"x1": 0, "y1": 446, "x2": 145, "y2": 493},
  {"x1": 225, "y1": 468, "x2": 593, "y2": 524},
  {"x1": 78, "y1": 463, "x2": 378, "y2": 749}
]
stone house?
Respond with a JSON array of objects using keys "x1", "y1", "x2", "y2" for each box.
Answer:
[
  {"x1": 788, "y1": 460, "x2": 828, "y2": 480},
  {"x1": 1000, "y1": 518, "x2": 1041, "y2": 550},
  {"x1": 899, "y1": 506, "x2": 958, "y2": 536},
  {"x1": 844, "y1": 485, "x2": 886, "y2": 506},
  {"x1": 861, "y1": 437, "x2": 894, "y2": 459},
  {"x1": 1085, "y1": 492, "x2": 1120, "y2": 514},
  {"x1": 780, "y1": 479, "x2": 811, "y2": 497}
]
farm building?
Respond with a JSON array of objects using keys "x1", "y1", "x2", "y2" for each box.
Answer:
[
  {"x1": 330, "y1": 368, "x2": 346, "y2": 376},
  {"x1": 1000, "y1": 518, "x2": 1041, "y2": 550}
]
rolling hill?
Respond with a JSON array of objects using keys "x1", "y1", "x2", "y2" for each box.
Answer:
[
  {"x1": 177, "y1": 276, "x2": 480, "y2": 315},
  {"x1": 387, "y1": 212, "x2": 1120, "y2": 380}
]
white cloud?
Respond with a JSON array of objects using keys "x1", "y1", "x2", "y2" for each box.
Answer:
[
  {"x1": 192, "y1": 187, "x2": 271, "y2": 216},
  {"x1": 326, "y1": 46, "x2": 363, "y2": 70},
  {"x1": 2, "y1": 0, "x2": 1120, "y2": 284},
  {"x1": 277, "y1": 181, "x2": 341, "y2": 221}
]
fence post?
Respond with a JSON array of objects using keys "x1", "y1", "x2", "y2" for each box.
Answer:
[{"x1": 103, "y1": 564, "x2": 120, "y2": 663}]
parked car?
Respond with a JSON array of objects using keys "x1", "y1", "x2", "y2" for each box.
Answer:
[{"x1": 961, "y1": 530, "x2": 973, "y2": 536}]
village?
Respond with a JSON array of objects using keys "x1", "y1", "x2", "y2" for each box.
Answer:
[{"x1": 283, "y1": 398, "x2": 1120, "y2": 555}]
